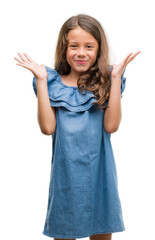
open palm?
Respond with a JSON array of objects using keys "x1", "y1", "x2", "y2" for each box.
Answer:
[
  {"x1": 111, "y1": 51, "x2": 141, "y2": 78},
  {"x1": 14, "y1": 52, "x2": 48, "y2": 81}
]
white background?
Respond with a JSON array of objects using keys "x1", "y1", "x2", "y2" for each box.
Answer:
[{"x1": 0, "y1": 0, "x2": 155, "y2": 240}]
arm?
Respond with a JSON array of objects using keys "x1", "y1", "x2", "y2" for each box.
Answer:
[
  {"x1": 14, "y1": 52, "x2": 56, "y2": 135},
  {"x1": 37, "y1": 79, "x2": 56, "y2": 135},
  {"x1": 103, "y1": 50, "x2": 141, "y2": 133},
  {"x1": 103, "y1": 76, "x2": 122, "y2": 133}
]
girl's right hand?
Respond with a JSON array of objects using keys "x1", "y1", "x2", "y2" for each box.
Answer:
[{"x1": 14, "y1": 52, "x2": 48, "y2": 81}]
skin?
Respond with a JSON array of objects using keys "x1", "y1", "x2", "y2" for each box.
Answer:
[
  {"x1": 54, "y1": 233, "x2": 112, "y2": 240},
  {"x1": 14, "y1": 52, "x2": 56, "y2": 135},
  {"x1": 61, "y1": 26, "x2": 141, "y2": 133},
  {"x1": 14, "y1": 26, "x2": 141, "y2": 240},
  {"x1": 103, "y1": 50, "x2": 141, "y2": 133},
  {"x1": 13, "y1": 29, "x2": 141, "y2": 134},
  {"x1": 61, "y1": 26, "x2": 99, "y2": 86}
]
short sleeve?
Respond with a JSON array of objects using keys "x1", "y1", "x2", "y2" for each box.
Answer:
[
  {"x1": 32, "y1": 66, "x2": 58, "y2": 97},
  {"x1": 32, "y1": 65, "x2": 96, "y2": 112},
  {"x1": 104, "y1": 68, "x2": 127, "y2": 107},
  {"x1": 120, "y1": 68, "x2": 127, "y2": 97}
]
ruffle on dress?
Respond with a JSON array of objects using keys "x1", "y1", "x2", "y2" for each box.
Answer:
[{"x1": 32, "y1": 65, "x2": 126, "y2": 112}]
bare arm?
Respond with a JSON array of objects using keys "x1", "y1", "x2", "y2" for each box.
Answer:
[
  {"x1": 103, "y1": 51, "x2": 141, "y2": 134},
  {"x1": 14, "y1": 52, "x2": 56, "y2": 135},
  {"x1": 103, "y1": 76, "x2": 122, "y2": 133},
  {"x1": 36, "y1": 79, "x2": 56, "y2": 135}
]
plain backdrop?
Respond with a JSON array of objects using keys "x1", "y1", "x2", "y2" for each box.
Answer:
[{"x1": 0, "y1": 0, "x2": 155, "y2": 240}]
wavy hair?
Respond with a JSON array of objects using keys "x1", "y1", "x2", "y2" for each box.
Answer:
[{"x1": 54, "y1": 14, "x2": 111, "y2": 111}]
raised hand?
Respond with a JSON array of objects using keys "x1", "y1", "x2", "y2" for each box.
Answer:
[
  {"x1": 14, "y1": 52, "x2": 48, "y2": 81},
  {"x1": 111, "y1": 51, "x2": 141, "y2": 79}
]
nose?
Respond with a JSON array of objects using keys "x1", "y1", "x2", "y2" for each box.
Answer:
[{"x1": 77, "y1": 47, "x2": 86, "y2": 57}]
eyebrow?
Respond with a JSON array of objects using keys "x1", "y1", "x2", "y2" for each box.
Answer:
[{"x1": 68, "y1": 41, "x2": 96, "y2": 45}]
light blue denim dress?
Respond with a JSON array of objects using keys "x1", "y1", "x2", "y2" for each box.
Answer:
[{"x1": 32, "y1": 65, "x2": 126, "y2": 239}]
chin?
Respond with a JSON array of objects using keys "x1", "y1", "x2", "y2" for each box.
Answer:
[{"x1": 75, "y1": 66, "x2": 89, "y2": 73}]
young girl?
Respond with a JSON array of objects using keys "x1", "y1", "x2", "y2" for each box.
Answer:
[{"x1": 14, "y1": 14, "x2": 140, "y2": 240}]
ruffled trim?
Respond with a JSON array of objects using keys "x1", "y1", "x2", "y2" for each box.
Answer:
[
  {"x1": 32, "y1": 65, "x2": 96, "y2": 112},
  {"x1": 32, "y1": 65, "x2": 126, "y2": 112}
]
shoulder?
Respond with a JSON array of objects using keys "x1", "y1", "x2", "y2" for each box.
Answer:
[{"x1": 44, "y1": 65, "x2": 59, "y2": 78}]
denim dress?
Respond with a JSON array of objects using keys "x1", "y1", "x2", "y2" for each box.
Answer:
[{"x1": 32, "y1": 66, "x2": 126, "y2": 239}]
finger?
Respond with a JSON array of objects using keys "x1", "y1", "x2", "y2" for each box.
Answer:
[
  {"x1": 134, "y1": 50, "x2": 141, "y2": 55},
  {"x1": 17, "y1": 52, "x2": 29, "y2": 63},
  {"x1": 23, "y1": 52, "x2": 34, "y2": 62},
  {"x1": 16, "y1": 62, "x2": 32, "y2": 71},
  {"x1": 128, "y1": 51, "x2": 141, "y2": 60},
  {"x1": 132, "y1": 51, "x2": 141, "y2": 59},
  {"x1": 14, "y1": 56, "x2": 24, "y2": 64},
  {"x1": 119, "y1": 52, "x2": 133, "y2": 67},
  {"x1": 126, "y1": 51, "x2": 141, "y2": 64},
  {"x1": 124, "y1": 52, "x2": 133, "y2": 62},
  {"x1": 128, "y1": 51, "x2": 141, "y2": 59}
]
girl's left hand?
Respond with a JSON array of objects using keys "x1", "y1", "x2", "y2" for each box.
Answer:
[{"x1": 111, "y1": 51, "x2": 141, "y2": 79}]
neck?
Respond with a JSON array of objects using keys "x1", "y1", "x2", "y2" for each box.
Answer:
[{"x1": 68, "y1": 69, "x2": 81, "y2": 81}]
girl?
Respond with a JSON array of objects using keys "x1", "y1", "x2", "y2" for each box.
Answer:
[{"x1": 14, "y1": 14, "x2": 140, "y2": 240}]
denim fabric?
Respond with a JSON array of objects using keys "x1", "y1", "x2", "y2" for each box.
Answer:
[{"x1": 32, "y1": 66, "x2": 126, "y2": 239}]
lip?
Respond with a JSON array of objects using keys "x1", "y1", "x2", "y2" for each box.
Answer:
[{"x1": 75, "y1": 60, "x2": 88, "y2": 64}]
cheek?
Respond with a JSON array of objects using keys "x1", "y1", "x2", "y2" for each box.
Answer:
[
  {"x1": 66, "y1": 47, "x2": 75, "y2": 56},
  {"x1": 66, "y1": 50, "x2": 74, "y2": 62},
  {"x1": 89, "y1": 51, "x2": 98, "y2": 63},
  {"x1": 66, "y1": 51, "x2": 70, "y2": 64}
]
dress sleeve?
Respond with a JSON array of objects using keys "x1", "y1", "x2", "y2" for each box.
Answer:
[
  {"x1": 32, "y1": 66, "x2": 58, "y2": 97},
  {"x1": 104, "y1": 68, "x2": 127, "y2": 107},
  {"x1": 120, "y1": 68, "x2": 126, "y2": 97},
  {"x1": 32, "y1": 65, "x2": 96, "y2": 112}
]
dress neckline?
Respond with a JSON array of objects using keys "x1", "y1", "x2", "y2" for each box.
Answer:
[{"x1": 57, "y1": 73, "x2": 78, "y2": 89}]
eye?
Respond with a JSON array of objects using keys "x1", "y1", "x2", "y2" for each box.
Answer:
[
  {"x1": 70, "y1": 45, "x2": 78, "y2": 48},
  {"x1": 87, "y1": 45, "x2": 93, "y2": 49}
]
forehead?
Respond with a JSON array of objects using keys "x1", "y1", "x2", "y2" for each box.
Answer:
[{"x1": 67, "y1": 26, "x2": 98, "y2": 44}]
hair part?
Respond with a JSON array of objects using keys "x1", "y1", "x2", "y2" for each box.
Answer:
[{"x1": 54, "y1": 14, "x2": 111, "y2": 111}]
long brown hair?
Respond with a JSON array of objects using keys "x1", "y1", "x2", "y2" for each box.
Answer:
[{"x1": 54, "y1": 14, "x2": 111, "y2": 111}]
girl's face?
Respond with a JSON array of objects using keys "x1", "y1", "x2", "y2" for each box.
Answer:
[{"x1": 66, "y1": 26, "x2": 99, "y2": 76}]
